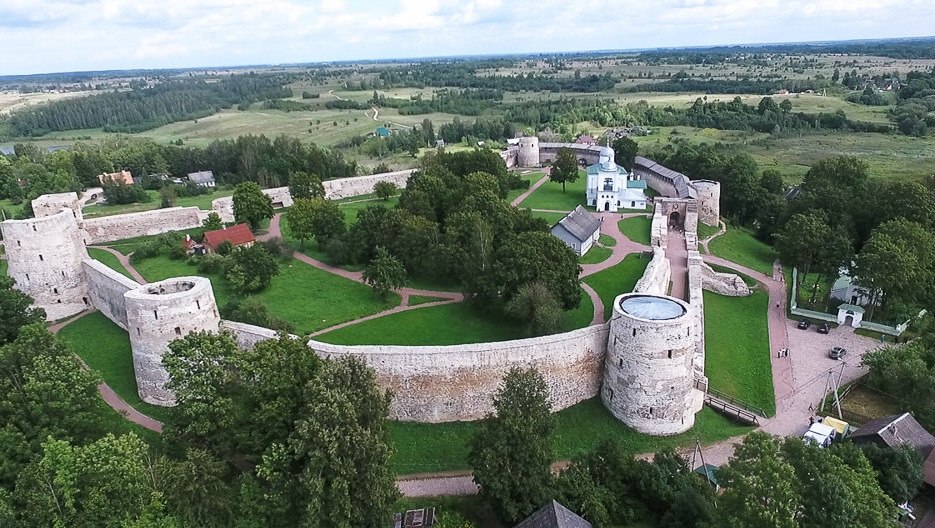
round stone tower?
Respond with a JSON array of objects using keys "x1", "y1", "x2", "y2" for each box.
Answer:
[
  {"x1": 517, "y1": 136, "x2": 540, "y2": 167},
  {"x1": 124, "y1": 277, "x2": 220, "y2": 406},
  {"x1": 0, "y1": 208, "x2": 90, "y2": 320},
  {"x1": 691, "y1": 180, "x2": 720, "y2": 227},
  {"x1": 602, "y1": 293, "x2": 702, "y2": 435}
]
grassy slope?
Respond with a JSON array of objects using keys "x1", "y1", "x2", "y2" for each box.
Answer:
[
  {"x1": 57, "y1": 311, "x2": 174, "y2": 423},
  {"x1": 583, "y1": 254, "x2": 650, "y2": 321},
  {"x1": 704, "y1": 290, "x2": 775, "y2": 416},
  {"x1": 518, "y1": 170, "x2": 588, "y2": 211},
  {"x1": 318, "y1": 288, "x2": 594, "y2": 345},
  {"x1": 390, "y1": 401, "x2": 751, "y2": 474},
  {"x1": 133, "y1": 254, "x2": 399, "y2": 334},
  {"x1": 618, "y1": 215, "x2": 652, "y2": 245},
  {"x1": 707, "y1": 226, "x2": 777, "y2": 276},
  {"x1": 696, "y1": 222, "x2": 720, "y2": 240},
  {"x1": 87, "y1": 247, "x2": 133, "y2": 279}
]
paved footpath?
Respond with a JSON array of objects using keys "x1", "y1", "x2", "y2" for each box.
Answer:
[{"x1": 90, "y1": 245, "x2": 147, "y2": 284}]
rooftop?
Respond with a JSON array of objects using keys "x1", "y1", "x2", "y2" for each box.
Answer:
[
  {"x1": 851, "y1": 412, "x2": 935, "y2": 458},
  {"x1": 553, "y1": 205, "x2": 601, "y2": 243},
  {"x1": 203, "y1": 223, "x2": 255, "y2": 248},
  {"x1": 514, "y1": 500, "x2": 592, "y2": 528},
  {"x1": 619, "y1": 295, "x2": 686, "y2": 320}
]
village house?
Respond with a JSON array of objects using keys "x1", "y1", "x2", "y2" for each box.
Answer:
[
  {"x1": 201, "y1": 223, "x2": 255, "y2": 253},
  {"x1": 550, "y1": 205, "x2": 601, "y2": 256},
  {"x1": 187, "y1": 170, "x2": 216, "y2": 188},
  {"x1": 98, "y1": 170, "x2": 134, "y2": 186},
  {"x1": 515, "y1": 500, "x2": 592, "y2": 528}
]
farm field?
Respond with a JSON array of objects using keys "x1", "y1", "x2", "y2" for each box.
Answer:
[
  {"x1": 582, "y1": 254, "x2": 650, "y2": 320},
  {"x1": 390, "y1": 401, "x2": 751, "y2": 474},
  {"x1": 704, "y1": 290, "x2": 775, "y2": 416}
]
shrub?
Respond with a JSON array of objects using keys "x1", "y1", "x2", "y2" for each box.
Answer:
[
  {"x1": 197, "y1": 253, "x2": 228, "y2": 274},
  {"x1": 220, "y1": 298, "x2": 294, "y2": 333},
  {"x1": 262, "y1": 236, "x2": 294, "y2": 261}
]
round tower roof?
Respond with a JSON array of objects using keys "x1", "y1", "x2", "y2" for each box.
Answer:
[{"x1": 619, "y1": 295, "x2": 686, "y2": 320}]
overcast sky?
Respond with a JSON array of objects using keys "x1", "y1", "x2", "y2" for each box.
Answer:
[{"x1": 2, "y1": 0, "x2": 934, "y2": 76}]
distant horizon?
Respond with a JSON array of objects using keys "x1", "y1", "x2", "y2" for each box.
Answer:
[
  {"x1": 3, "y1": 33, "x2": 935, "y2": 79},
  {"x1": 2, "y1": 0, "x2": 934, "y2": 76}
]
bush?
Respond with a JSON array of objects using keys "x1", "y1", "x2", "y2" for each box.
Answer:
[
  {"x1": 129, "y1": 240, "x2": 165, "y2": 263},
  {"x1": 216, "y1": 240, "x2": 234, "y2": 256},
  {"x1": 197, "y1": 253, "x2": 228, "y2": 274},
  {"x1": 262, "y1": 237, "x2": 294, "y2": 261},
  {"x1": 220, "y1": 298, "x2": 294, "y2": 333},
  {"x1": 168, "y1": 245, "x2": 187, "y2": 260},
  {"x1": 103, "y1": 182, "x2": 151, "y2": 205},
  {"x1": 325, "y1": 237, "x2": 350, "y2": 265}
]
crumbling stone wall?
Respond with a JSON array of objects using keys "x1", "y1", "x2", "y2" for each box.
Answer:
[
  {"x1": 82, "y1": 259, "x2": 139, "y2": 329},
  {"x1": 633, "y1": 247, "x2": 670, "y2": 295},
  {"x1": 220, "y1": 320, "x2": 280, "y2": 349},
  {"x1": 323, "y1": 170, "x2": 414, "y2": 200},
  {"x1": 602, "y1": 293, "x2": 704, "y2": 435},
  {"x1": 125, "y1": 277, "x2": 220, "y2": 406},
  {"x1": 308, "y1": 324, "x2": 609, "y2": 422},
  {"x1": 81, "y1": 207, "x2": 203, "y2": 245},
  {"x1": 691, "y1": 180, "x2": 721, "y2": 227},
  {"x1": 1, "y1": 208, "x2": 90, "y2": 320},
  {"x1": 33, "y1": 192, "x2": 83, "y2": 221}
]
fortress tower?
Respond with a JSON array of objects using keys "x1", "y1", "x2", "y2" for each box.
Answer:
[
  {"x1": 125, "y1": 277, "x2": 221, "y2": 406},
  {"x1": 602, "y1": 293, "x2": 703, "y2": 435},
  {"x1": 691, "y1": 180, "x2": 721, "y2": 227},
  {"x1": 517, "y1": 136, "x2": 540, "y2": 167},
  {"x1": 0, "y1": 207, "x2": 90, "y2": 320}
]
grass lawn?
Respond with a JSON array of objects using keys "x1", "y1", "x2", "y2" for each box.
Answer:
[
  {"x1": 390, "y1": 400, "x2": 752, "y2": 474},
  {"x1": 87, "y1": 247, "x2": 134, "y2": 279},
  {"x1": 707, "y1": 226, "x2": 777, "y2": 276},
  {"x1": 579, "y1": 244, "x2": 612, "y2": 265},
  {"x1": 518, "y1": 170, "x2": 587, "y2": 211},
  {"x1": 133, "y1": 254, "x2": 400, "y2": 334},
  {"x1": 599, "y1": 233, "x2": 616, "y2": 247},
  {"x1": 102, "y1": 227, "x2": 207, "y2": 255},
  {"x1": 703, "y1": 290, "x2": 775, "y2": 416},
  {"x1": 318, "y1": 288, "x2": 594, "y2": 346},
  {"x1": 527, "y1": 210, "x2": 566, "y2": 225},
  {"x1": 408, "y1": 295, "x2": 448, "y2": 306},
  {"x1": 0, "y1": 259, "x2": 6, "y2": 275},
  {"x1": 618, "y1": 215, "x2": 652, "y2": 245},
  {"x1": 338, "y1": 195, "x2": 399, "y2": 225},
  {"x1": 57, "y1": 311, "x2": 174, "y2": 424},
  {"x1": 696, "y1": 221, "x2": 721, "y2": 240},
  {"x1": 583, "y1": 254, "x2": 650, "y2": 321},
  {"x1": 505, "y1": 174, "x2": 538, "y2": 203}
]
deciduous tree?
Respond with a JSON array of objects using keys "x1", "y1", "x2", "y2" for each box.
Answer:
[
  {"x1": 232, "y1": 182, "x2": 274, "y2": 231},
  {"x1": 225, "y1": 244, "x2": 280, "y2": 293},
  {"x1": 362, "y1": 246, "x2": 407, "y2": 297},
  {"x1": 550, "y1": 147, "x2": 579, "y2": 193},
  {"x1": 288, "y1": 171, "x2": 324, "y2": 200},
  {"x1": 374, "y1": 180, "x2": 398, "y2": 201}
]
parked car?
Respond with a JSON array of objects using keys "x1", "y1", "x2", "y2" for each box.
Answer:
[
  {"x1": 817, "y1": 322, "x2": 831, "y2": 334},
  {"x1": 797, "y1": 319, "x2": 811, "y2": 330},
  {"x1": 829, "y1": 347, "x2": 847, "y2": 360}
]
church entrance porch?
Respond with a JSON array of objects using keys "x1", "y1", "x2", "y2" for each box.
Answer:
[{"x1": 604, "y1": 202, "x2": 611, "y2": 211}]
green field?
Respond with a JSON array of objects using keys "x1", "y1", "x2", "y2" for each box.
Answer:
[
  {"x1": 390, "y1": 400, "x2": 752, "y2": 474},
  {"x1": 618, "y1": 215, "x2": 652, "y2": 245},
  {"x1": 57, "y1": 311, "x2": 174, "y2": 424},
  {"x1": 704, "y1": 290, "x2": 775, "y2": 416},
  {"x1": 582, "y1": 254, "x2": 650, "y2": 320},
  {"x1": 87, "y1": 247, "x2": 134, "y2": 279},
  {"x1": 317, "y1": 288, "x2": 594, "y2": 345},
  {"x1": 338, "y1": 195, "x2": 400, "y2": 225},
  {"x1": 579, "y1": 244, "x2": 612, "y2": 265},
  {"x1": 518, "y1": 170, "x2": 588, "y2": 211},
  {"x1": 707, "y1": 226, "x2": 777, "y2": 276},
  {"x1": 133, "y1": 254, "x2": 399, "y2": 334}
]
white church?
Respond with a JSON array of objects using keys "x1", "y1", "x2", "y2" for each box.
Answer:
[{"x1": 585, "y1": 146, "x2": 647, "y2": 212}]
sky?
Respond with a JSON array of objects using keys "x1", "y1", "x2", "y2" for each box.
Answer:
[{"x1": 2, "y1": 0, "x2": 935, "y2": 76}]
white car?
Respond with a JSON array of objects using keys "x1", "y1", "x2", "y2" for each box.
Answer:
[{"x1": 803, "y1": 422, "x2": 837, "y2": 448}]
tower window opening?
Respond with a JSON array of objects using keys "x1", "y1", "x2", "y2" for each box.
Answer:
[
  {"x1": 668, "y1": 350, "x2": 673, "y2": 359},
  {"x1": 61, "y1": 271, "x2": 65, "y2": 277},
  {"x1": 137, "y1": 328, "x2": 141, "y2": 336},
  {"x1": 16, "y1": 241, "x2": 20, "y2": 247},
  {"x1": 196, "y1": 300, "x2": 201, "y2": 310},
  {"x1": 32, "y1": 225, "x2": 36, "y2": 232},
  {"x1": 174, "y1": 327, "x2": 181, "y2": 336},
  {"x1": 38, "y1": 254, "x2": 43, "y2": 261},
  {"x1": 649, "y1": 407, "x2": 654, "y2": 416},
  {"x1": 153, "y1": 310, "x2": 158, "y2": 320},
  {"x1": 619, "y1": 358, "x2": 623, "y2": 368},
  {"x1": 53, "y1": 288, "x2": 58, "y2": 294},
  {"x1": 632, "y1": 328, "x2": 636, "y2": 337},
  {"x1": 25, "y1": 274, "x2": 29, "y2": 282}
]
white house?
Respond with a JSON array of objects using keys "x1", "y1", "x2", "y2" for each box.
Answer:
[
  {"x1": 585, "y1": 146, "x2": 646, "y2": 212},
  {"x1": 187, "y1": 170, "x2": 216, "y2": 188},
  {"x1": 830, "y1": 274, "x2": 877, "y2": 306},
  {"x1": 550, "y1": 205, "x2": 601, "y2": 256}
]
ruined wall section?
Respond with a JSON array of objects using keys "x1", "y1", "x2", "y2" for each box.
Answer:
[
  {"x1": 650, "y1": 205, "x2": 668, "y2": 248},
  {"x1": 82, "y1": 259, "x2": 139, "y2": 330},
  {"x1": 324, "y1": 170, "x2": 414, "y2": 200},
  {"x1": 633, "y1": 247, "x2": 671, "y2": 295},
  {"x1": 308, "y1": 324, "x2": 609, "y2": 422},
  {"x1": 698, "y1": 262, "x2": 751, "y2": 297},
  {"x1": 33, "y1": 192, "x2": 83, "y2": 221},
  {"x1": 125, "y1": 277, "x2": 220, "y2": 406},
  {"x1": 221, "y1": 320, "x2": 280, "y2": 349},
  {"x1": 81, "y1": 207, "x2": 203, "y2": 245},
  {"x1": 1, "y1": 209, "x2": 90, "y2": 320},
  {"x1": 602, "y1": 293, "x2": 704, "y2": 435},
  {"x1": 691, "y1": 180, "x2": 721, "y2": 227}
]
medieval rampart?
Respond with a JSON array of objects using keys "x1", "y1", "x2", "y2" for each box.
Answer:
[
  {"x1": 633, "y1": 248, "x2": 670, "y2": 295},
  {"x1": 82, "y1": 259, "x2": 139, "y2": 330},
  {"x1": 33, "y1": 192, "x2": 83, "y2": 220},
  {"x1": 324, "y1": 170, "x2": 414, "y2": 200},
  {"x1": 308, "y1": 324, "x2": 609, "y2": 422},
  {"x1": 221, "y1": 320, "x2": 281, "y2": 349},
  {"x1": 81, "y1": 207, "x2": 203, "y2": 245}
]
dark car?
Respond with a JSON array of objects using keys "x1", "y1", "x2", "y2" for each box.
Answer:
[
  {"x1": 797, "y1": 319, "x2": 811, "y2": 330},
  {"x1": 829, "y1": 347, "x2": 847, "y2": 360},
  {"x1": 817, "y1": 322, "x2": 831, "y2": 334}
]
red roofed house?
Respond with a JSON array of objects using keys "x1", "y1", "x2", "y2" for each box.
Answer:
[
  {"x1": 202, "y1": 223, "x2": 255, "y2": 253},
  {"x1": 577, "y1": 134, "x2": 597, "y2": 145},
  {"x1": 99, "y1": 170, "x2": 134, "y2": 186}
]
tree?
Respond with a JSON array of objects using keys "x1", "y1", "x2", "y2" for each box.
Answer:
[
  {"x1": 362, "y1": 246, "x2": 407, "y2": 298},
  {"x1": 0, "y1": 276, "x2": 46, "y2": 346},
  {"x1": 374, "y1": 181, "x2": 398, "y2": 201},
  {"x1": 550, "y1": 147, "x2": 579, "y2": 193},
  {"x1": 160, "y1": 184, "x2": 177, "y2": 208},
  {"x1": 860, "y1": 443, "x2": 923, "y2": 503},
  {"x1": 469, "y1": 368, "x2": 554, "y2": 524},
  {"x1": 225, "y1": 244, "x2": 280, "y2": 293},
  {"x1": 487, "y1": 231, "x2": 581, "y2": 310},
  {"x1": 773, "y1": 212, "x2": 828, "y2": 286},
  {"x1": 284, "y1": 197, "x2": 315, "y2": 248},
  {"x1": 505, "y1": 281, "x2": 562, "y2": 336},
  {"x1": 612, "y1": 136, "x2": 639, "y2": 170},
  {"x1": 202, "y1": 212, "x2": 223, "y2": 231},
  {"x1": 288, "y1": 171, "x2": 324, "y2": 200},
  {"x1": 162, "y1": 448, "x2": 234, "y2": 528},
  {"x1": 232, "y1": 182, "x2": 274, "y2": 231},
  {"x1": 254, "y1": 357, "x2": 398, "y2": 528}
]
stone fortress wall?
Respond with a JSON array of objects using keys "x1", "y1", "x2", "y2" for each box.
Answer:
[
  {"x1": 81, "y1": 207, "x2": 205, "y2": 245},
  {"x1": 82, "y1": 259, "x2": 138, "y2": 329}
]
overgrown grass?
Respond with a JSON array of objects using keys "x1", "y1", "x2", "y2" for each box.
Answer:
[
  {"x1": 583, "y1": 254, "x2": 650, "y2": 321},
  {"x1": 87, "y1": 247, "x2": 134, "y2": 279},
  {"x1": 617, "y1": 215, "x2": 652, "y2": 245},
  {"x1": 707, "y1": 225, "x2": 777, "y2": 276},
  {"x1": 390, "y1": 400, "x2": 752, "y2": 474},
  {"x1": 696, "y1": 222, "x2": 721, "y2": 240},
  {"x1": 579, "y1": 244, "x2": 612, "y2": 265},
  {"x1": 57, "y1": 312, "x2": 174, "y2": 424},
  {"x1": 704, "y1": 290, "x2": 775, "y2": 416},
  {"x1": 518, "y1": 170, "x2": 588, "y2": 211}
]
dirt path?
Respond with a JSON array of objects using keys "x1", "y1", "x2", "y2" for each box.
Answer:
[
  {"x1": 90, "y1": 245, "x2": 146, "y2": 284},
  {"x1": 666, "y1": 228, "x2": 689, "y2": 300},
  {"x1": 698, "y1": 219, "x2": 726, "y2": 253},
  {"x1": 510, "y1": 173, "x2": 550, "y2": 207},
  {"x1": 50, "y1": 309, "x2": 164, "y2": 433},
  {"x1": 371, "y1": 106, "x2": 379, "y2": 121},
  {"x1": 580, "y1": 283, "x2": 604, "y2": 324}
]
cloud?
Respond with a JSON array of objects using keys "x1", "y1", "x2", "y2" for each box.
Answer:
[{"x1": 0, "y1": 0, "x2": 932, "y2": 74}]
